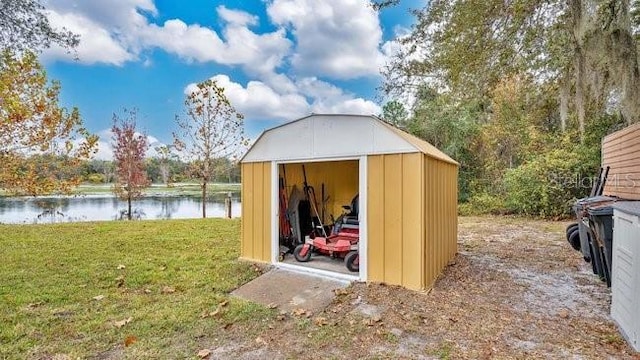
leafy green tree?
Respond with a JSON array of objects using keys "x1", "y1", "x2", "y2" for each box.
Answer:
[
  {"x1": 384, "y1": 0, "x2": 640, "y2": 139},
  {"x1": 404, "y1": 87, "x2": 483, "y2": 201},
  {"x1": 381, "y1": 100, "x2": 409, "y2": 128}
]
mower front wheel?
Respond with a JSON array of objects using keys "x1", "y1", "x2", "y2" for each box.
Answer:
[
  {"x1": 293, "y1": 244, "x2": 313, "y2": 262},
  {"x1": 345, "y1": 251, "x2": 359, "y2": 272}
]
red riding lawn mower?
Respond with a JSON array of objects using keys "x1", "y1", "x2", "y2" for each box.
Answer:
[{"x1": 293, "y1": 195, "x2": 360, "y2": 272}]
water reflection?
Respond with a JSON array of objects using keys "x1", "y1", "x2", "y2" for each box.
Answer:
[{"x1": 0, "y1": 193, "x2": 241, "y2": 224}]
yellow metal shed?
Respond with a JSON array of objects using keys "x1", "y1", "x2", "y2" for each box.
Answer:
[{"x1": 240, "y1": 114, "x2": 458, "y2": 291}]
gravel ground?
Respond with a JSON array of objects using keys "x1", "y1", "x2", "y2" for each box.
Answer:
[{"x1": 207, "y1": 216, "x2": 640, "y2": 359}]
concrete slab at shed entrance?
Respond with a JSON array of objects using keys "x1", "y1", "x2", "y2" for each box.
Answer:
[{"x1": 231, "y1": 268, "x2": 349, "y2": 313}]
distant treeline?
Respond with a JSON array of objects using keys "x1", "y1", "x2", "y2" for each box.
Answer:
[{"x1": 21, "y1": 155, "x2": 241, "y2": 185}]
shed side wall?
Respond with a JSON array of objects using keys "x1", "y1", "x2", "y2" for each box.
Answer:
[
  {"x1": 367, "y1": 153, "x2": 424, "y2": 290},
  {"x1": 602, "y1": 123, "x2": 640, "y2": 200},
  {"x1": 424, "y1": 156, "x2": 458, "y2": 290},
  {"x1": 240, "y1": 162, "x2": 272, "y2": 262}
]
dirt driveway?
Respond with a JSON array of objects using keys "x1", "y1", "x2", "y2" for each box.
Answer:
[{"x1": 210, "y1": 216, "x2": 639, "y2": 359}]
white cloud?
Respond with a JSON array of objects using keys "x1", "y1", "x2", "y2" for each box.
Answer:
[
  {"x1": 44, "y1": 10, "x2": 134, "y2": 65},
  {"x1": 93, "y1": 139, "x2": 114, "y2": 161},
  {"x1": 43, "y1": 1, "x2": 290, "y2": 73},
  {"x1": 44, "y1": 1, "x2": 392, "y2": 80},
  {"x1": 138, "y1": 18, "x2": 290, "y2": 73},
  {"x1": 216, "y1": 5, "x2": 258, "y2": 26},
  {"x1": 185, "y1": 75, "x2": 309, "y2": 120},
  {"x1": 47, "y1": 0, "x2": 157, "y2": 29},
  {"x1": 184, "y1": 74, "x2": 381, "y2": 122},
  {"x1": 267, "y1": 0, "x2": 386, "y2": 79}
]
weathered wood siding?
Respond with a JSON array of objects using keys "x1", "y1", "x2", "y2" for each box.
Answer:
[{"x1": 602, "y1": 123, "x2": 640, "y2": 200}]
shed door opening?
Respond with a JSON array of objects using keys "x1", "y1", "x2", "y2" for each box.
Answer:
[{"x1": 276, "y1": 160, "x2": 361, "y2": 277}]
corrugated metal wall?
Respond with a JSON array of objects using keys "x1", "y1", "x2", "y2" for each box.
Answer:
[
  {"x1": 602, "y1": 123, "x2": 640, "y2": 200},
  {"x1": 240, "y1": 162, "x2": 272, "y2": 262},
  {"x1": 367, "y1": 153, "x2": 423, "y2": 290},
  {"x1": 423, "y1": 156, "x2": 459, "y2": 289},
  {"x1": 367, "y1": 153, "x2": 457, "y2": 290}
]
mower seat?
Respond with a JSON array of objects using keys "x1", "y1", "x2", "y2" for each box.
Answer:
[{"x1": 341, "y1": 194, "x2": 359, "y2": 227}]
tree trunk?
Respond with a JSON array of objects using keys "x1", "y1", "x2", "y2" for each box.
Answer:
[
  {"x1": 202, "y1": 181, "x2": 207, "y2": 218},
  {"x1": 127, "y1": 194, "x2": 132, "y2": 220},
  {"x1": 570, "y1": 0, "x2": 586, "y2": 142},
  {"x1": 560, "y1": 79, "x2": 569, "y2": 132},
  {"x1": 576, "y1": 55, "x2": 586, "y2": 142}
]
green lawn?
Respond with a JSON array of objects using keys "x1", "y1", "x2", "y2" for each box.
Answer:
[{"x1": 0, "y1": 219, "x2": 272, "y2": 359}]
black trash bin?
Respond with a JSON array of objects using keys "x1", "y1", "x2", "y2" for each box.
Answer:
[
  {"x1": 573, "y1": 196, "x2": 615, "y2": 262},
  {"x1": 573, "y1": 196, "x2": 617, "y2": 283},
  {"x1": 587, "y1": 203, "x2": 615, "y2": 287}
]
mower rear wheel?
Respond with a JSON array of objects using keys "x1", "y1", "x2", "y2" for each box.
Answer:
[
  {"x1": 345, "y1": 251, "x2": 359, "y2": 272},
  {"x1": 293, "y1": 244, "x2": 312, "y2": 262}
]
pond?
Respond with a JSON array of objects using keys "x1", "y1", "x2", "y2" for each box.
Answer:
[{"x1": 0, "y1": 193, "x2": 241, "y2": 224}]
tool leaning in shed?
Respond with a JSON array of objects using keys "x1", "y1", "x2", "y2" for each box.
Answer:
[{"x1": 277, "y1": 164, "x2": 294, "y2": 261}]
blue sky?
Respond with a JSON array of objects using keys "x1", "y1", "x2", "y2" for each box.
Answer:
[{"x1": 42, "y1": 0, "x2": 422, "y2": 159}]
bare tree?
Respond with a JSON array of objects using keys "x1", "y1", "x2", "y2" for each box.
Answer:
[{"x1": 174, "y1": 79, "x2": 244, "y2": 218}]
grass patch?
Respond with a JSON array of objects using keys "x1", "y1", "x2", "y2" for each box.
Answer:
[
  {"x1": 0, "y1": 219, "x2": 269, "y2": 358},
  {"x1": 434, "y1": 341, "x2": 453, "y2": 360}
]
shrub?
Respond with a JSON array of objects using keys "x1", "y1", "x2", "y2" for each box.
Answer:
[
  {"x1": 458, "y1": 192, "x2": 507, "y2": 216},
  {"x1": 86, "y1": 173, "x2": 105, "y2": 184},
  {"x1": 503, "y1": 148, "x2": 591, "y2": 218}
]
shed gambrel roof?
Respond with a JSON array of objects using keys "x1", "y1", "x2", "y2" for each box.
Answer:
[{"x1": 240, "y1": 114, "x2": 458, "y2": 165}]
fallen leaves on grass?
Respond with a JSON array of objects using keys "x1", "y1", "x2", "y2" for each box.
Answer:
[
  {"x1": 161, "y1": 286, "x2": 175, "y2": 294},
  {"x1": 201, "y1": 299, "x2": 230, "y2": 318},
  {"x1": 124, "y1": 335, "x2": 137, "y2": 347},
  {"x1": 114, "y1": 317, "x2": 132, "y2": 328},
  {"x1": 291, "y1": 308, "x2": 313, "y2": 318},
  {"x1": 362, "y1": 318, "x2": 382, "y2": 327},
  {"x1": 334, "y1": 288, "x2": 349, "y2": 296},
  {"x1": 276, "y1": 311, "x2": 287, "y2": 321},
  {"x1": 51, "y1": 355, "x2": 71, "y2": 360},
  {"x1": 26, "y1": 302, "x2": 44, "y2": 309},
  {"x1": 267, "y1": 303, "x2": 278, "y2": 309},
  {"x1": 197, "y1": 349, "x2": 211, "y2": 358},
  {"x1": 314, "y1": 317, "x2": 328, "y2": 327}
]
